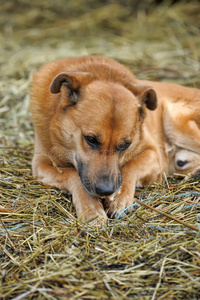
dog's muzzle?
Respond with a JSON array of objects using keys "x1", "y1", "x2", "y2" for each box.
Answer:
[{"x1": 76, "y1": 157, "x2": 123, "y2": 197}]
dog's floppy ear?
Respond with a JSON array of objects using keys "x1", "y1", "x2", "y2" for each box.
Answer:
[
  {"x1": 50, "y1": 71, "x2": 94, "y2": 103},
  {"x1": 126, "y1": 83, "x2": 157, "y2": 111}
]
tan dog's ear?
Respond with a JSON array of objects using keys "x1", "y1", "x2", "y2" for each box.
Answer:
[
  {"x1": 126, "y1": 83, "x2": 157, "y2": 111},
  {"x1": 50, "y1": 71, "x2": 94, "y2": 102}
]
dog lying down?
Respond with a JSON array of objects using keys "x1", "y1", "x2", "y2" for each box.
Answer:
[{"x1": 30, "y1": 56, "x2": 200, "y2": 224}]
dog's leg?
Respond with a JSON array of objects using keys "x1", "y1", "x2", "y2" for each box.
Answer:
[
  {"x1": 104, "y1": 148, "x2": 163, "y2": 218},
  {"x1": 32, "y1": 157, "x2": 107, "y2": 224}
]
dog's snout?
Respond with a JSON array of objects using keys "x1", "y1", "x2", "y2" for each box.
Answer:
[
  {"x1": 95, "y1": 181, "x2": 115, "y2": 196},
  {"x1": 95, "y1": 174, "x2": 122, "y2": 196}
]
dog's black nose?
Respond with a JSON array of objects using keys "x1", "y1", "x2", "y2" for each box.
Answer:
[
  {"x1": 95, "y1": 174, "x2": 122, "y2": 196},
  {"x1": 95, "y1": 181, "x2": 115, "y2": 196}
]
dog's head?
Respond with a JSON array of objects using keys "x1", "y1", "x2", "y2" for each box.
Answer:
[{"x1": 49, "y1": 71, "x2": 157, "y2": 197}]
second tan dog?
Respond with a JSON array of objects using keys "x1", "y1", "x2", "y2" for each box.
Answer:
[{"x1": 30, "y1": 56, "x2": 200, "y2": 223}]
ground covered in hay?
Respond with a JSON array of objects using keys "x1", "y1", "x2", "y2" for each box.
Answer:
[{"x1": 0, "y1": 0, "x2": 200, "y2": 299}]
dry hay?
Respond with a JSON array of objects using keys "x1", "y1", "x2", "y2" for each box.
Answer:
[{"x1": 0, "y1": 0, "x2": 200, "y2": 299}]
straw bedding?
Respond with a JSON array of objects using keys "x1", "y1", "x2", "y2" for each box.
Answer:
[{"x1": 0, "y1": 1, "x2": 200, "y2": 299}]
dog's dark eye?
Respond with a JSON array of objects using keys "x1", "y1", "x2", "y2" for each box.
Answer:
[
  {"x1": 117, "y1": 141, "x2": 131, "y2": 152},
  {"x1": 84, "y1": 135, "x2": 100, "y2": 149}
]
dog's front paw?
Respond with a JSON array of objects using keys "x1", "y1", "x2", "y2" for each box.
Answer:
[
  {"x1": 75, "y1": 198, "x2": 108, "y2": 226},
  {"x1": 103, "y1": 189, "x2": 135, "y2": 219}
]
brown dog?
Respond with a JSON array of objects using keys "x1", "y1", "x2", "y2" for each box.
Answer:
[{"x1": 30, "y1": 56, "x2": 200, "y2": 223}]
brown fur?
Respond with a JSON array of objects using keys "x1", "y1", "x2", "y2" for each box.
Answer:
[{"x1": 30, "y1": 56, "x2": 200, "y2": 224}]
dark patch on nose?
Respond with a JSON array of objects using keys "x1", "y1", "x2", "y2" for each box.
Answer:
[{"x1": 95, "y1": 174, "x2": 122, "y2": 197}]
